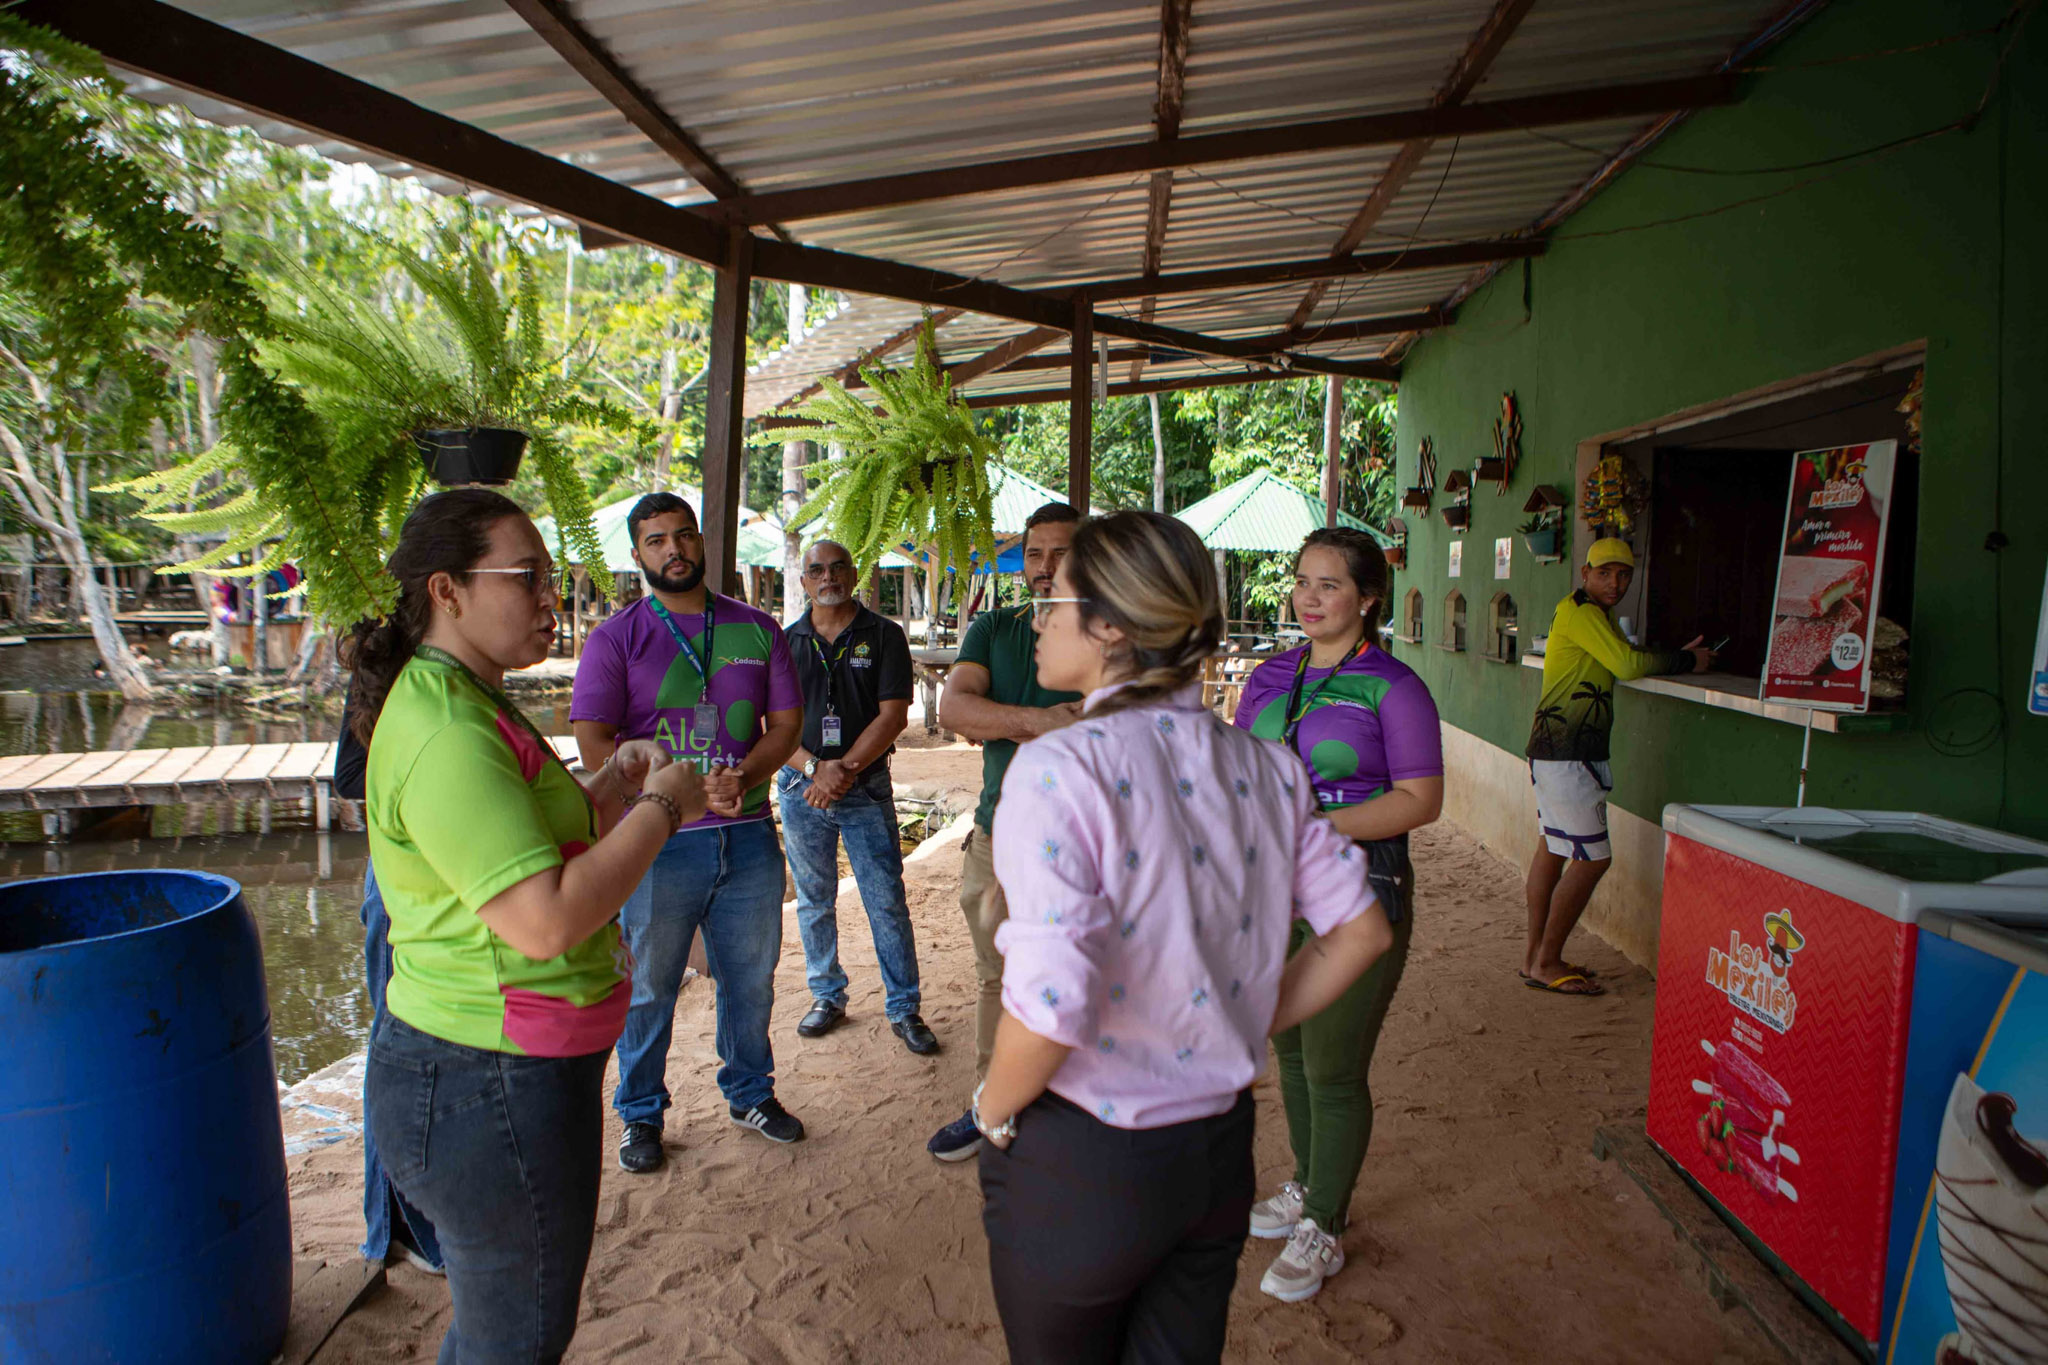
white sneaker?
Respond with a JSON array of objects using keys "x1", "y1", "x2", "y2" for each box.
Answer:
[
  {"x1": 1260, "y1": 1218, "x2": 1344, "y2": 1302},
  {"x1": 1248, "y1": 1181, "x2": 1307, "y2": 1239}
]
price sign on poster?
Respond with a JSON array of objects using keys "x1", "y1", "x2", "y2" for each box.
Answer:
[{"x1": 1761, "y1": 441, "x2": 1896, "y2": 712}]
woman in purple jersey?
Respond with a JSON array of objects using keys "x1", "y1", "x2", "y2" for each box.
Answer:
[{"x1": 1232, "y1": 526, "x2": 1445, "y2": 1302}]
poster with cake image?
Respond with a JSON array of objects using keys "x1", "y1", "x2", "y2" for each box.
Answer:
[{"x1": 1762, "y1": 440, "x2": 1896, "y2": 711}]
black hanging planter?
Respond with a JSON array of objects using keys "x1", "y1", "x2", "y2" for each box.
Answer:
[{"x1": 414, "y1": 427, "x2": 529, "y2": 487}]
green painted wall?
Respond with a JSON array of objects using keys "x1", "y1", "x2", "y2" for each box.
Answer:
[{"x1": 1392, "y1": 0, "x2": 2046, "y2": 838}]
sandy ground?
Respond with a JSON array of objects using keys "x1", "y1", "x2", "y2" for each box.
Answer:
[{"x1": 285, "y1": 740, "x2": 1778, "y2": 1363}]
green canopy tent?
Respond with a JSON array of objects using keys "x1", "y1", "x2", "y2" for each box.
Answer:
[{"x1": 1172, "y1": 469, "x2": 1388, "y2": 637}]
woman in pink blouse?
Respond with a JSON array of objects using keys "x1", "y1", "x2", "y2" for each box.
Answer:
[{"x1": 971, "y1": 511, "x2": 1394, "y2": 1364}]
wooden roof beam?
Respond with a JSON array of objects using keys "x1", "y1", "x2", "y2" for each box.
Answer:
[
  {"x1": 24, "y1": 1, "x2": 1396, "y2": 387},
  {"x1": 959, "y1": 367, "x2": 1388, "y2": 410},
  {"x1": 1285, "y1": 0, "x2": 1538, "y2": 332},
  {"x1": 27, "y1": 0, "x2": 727, "y2": 262},
  {"x1": 1131, "y1": 0, "x2": 1194, "y2": 383},
  {"x1": 942, "y1": 326, "x2": 1067, "y2": 387},
  {"x1": 712, "y1": 74, "x2": 1736, "y2": 225},
  {"x1": 778, "y1": 309, "x2": 963, "y2": 408},
  {"x1": 758, "y1": 365, "x2": 1376, "y2": 426},
  {"x1": 503, "y1": 0, "x2": 742, "y2": 200},
  {"x1": 1077, "y1": 239, "x2": 1543, "y2": 303}
]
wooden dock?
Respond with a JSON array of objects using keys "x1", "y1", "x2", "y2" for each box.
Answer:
[{"x1": 0, "y1": 736, "x2": 584, "y2": 833}]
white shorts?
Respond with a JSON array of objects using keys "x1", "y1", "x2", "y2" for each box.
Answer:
[{"x1": 1531, "y1": 760, "x2": 1614, "y2": 861}]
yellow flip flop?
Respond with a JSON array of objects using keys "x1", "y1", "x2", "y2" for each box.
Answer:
[{"x1": 1523, "y1": 973, "x2": 1604, "y2": 997}]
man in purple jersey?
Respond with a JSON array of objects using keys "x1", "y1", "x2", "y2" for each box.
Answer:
[{"x1": 573, "y1": 493, "x2": 805, "y2": 1171}]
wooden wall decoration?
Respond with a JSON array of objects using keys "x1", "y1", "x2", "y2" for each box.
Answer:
[
  {"x1": 1479, "y1": 391, "x2": 1521, "y2": 493},
  {"x1": 1401, "y1": 436, "x2": 1438, "y2": 512}
]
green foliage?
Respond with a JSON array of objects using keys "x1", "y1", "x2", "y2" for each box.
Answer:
[
  {"x1": 752, "y1": 320, "x2": 996, "y2": 579},
  {"x1": 0, "y1": 16, "x2": 390, "y2": 619},
  {"x1": 255, "y1": 224, "x2": 646, "y2": 589}
]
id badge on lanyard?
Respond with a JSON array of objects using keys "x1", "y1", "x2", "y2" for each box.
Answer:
[
  {"x1": 811, "y1": 632, "x2": 850, "y2": 751},
  {"x1": 651, "y1": 597, "x2": 720, "y2": 741}
]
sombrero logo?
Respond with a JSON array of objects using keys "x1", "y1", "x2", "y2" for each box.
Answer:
[{"x1": 1704, "y1": 910, "x2": 1803, "y2": 1033}]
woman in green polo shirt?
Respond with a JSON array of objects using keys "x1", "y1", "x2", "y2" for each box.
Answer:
[{"x1": 350, "y1": 489, "x2": 703, "y2": 1364}]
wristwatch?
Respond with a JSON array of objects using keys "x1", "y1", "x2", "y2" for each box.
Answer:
[{"x1": 802, "y1": 757, "x2": 818, "y2": 778}]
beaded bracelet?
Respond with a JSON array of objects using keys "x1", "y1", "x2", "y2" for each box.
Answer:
[{"x1": 625, "y1": 790, "x2": 683, "y2": 836}]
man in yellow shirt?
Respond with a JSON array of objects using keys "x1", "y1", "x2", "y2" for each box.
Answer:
[{"x1": 1522, "y1": 539, "x2": 1712, "y2": 995}]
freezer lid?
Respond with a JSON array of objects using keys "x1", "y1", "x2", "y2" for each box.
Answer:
[
  {"x1": 1661, "y1": 805, "x2": 2048, "y2": 924},
  {"x1": 1917, "y1": 910, "x2": 2048, "y2": 975}
]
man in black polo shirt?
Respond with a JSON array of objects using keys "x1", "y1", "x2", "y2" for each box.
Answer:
[{"x1": 777, "y1": 539, "x2": 937, "y2": 1055}]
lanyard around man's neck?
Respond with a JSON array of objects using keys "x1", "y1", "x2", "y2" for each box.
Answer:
[{"x1": 649, "y1": 594, "x2": 713, "y2": 682}]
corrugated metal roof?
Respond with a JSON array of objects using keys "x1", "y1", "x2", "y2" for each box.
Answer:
[
  {"x1": 115, "y1": 0, "x2": 1800, "y2": 403},
  {"x1": 1174, "y1": 469, "x2": 1381, "y2": 552}
]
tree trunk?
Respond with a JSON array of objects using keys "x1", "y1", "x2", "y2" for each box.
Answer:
[
  {"x1": 653, "y1": 343, "x2": 680, "y2": 489},
  {"x1": 187, "y1": 332, "x2": 231, "y2": 667},
  {"x1": 67, "y1": 540, "x2": 152, "y2": 701},
  {"x1": 781, "y1": 439, "x2": 807, "y2": 623},
  {"x1": 1150, "y1": 392, "x2": 1168, "y2": 514}
]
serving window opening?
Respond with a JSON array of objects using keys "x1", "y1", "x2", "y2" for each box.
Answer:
[{"x1": 1581, "y1": 356, "x2": 1918, "y2": 714}]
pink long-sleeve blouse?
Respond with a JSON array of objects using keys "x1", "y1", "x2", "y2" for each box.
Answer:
[{"x1": 991, "y1": 683, "x2": 1379, "y2": 1129}]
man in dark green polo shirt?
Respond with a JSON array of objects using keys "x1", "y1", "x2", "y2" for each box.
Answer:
[{"x1": 925, "y1": 501, "x2": 1083, "y2": 1161}]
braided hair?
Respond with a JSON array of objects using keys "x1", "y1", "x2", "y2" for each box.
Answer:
[{"x1": 1063, "y1": 510, "x2": 1223, "y2": 718}]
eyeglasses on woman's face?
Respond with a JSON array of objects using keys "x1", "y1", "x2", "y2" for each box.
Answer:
[
  {"x1": 470, "y1": 564, "x2": 565, "y2": 600},
  {"x1": 1030, "y1": 596, "x2": 1090, "y2": 629}
]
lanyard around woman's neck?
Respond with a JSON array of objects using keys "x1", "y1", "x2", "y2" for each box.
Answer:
[
  {"x1": 1282, "y1": 633, "x2": 1371, "y2": 749},
  {"x1": 413, "y1": 644, "x2": 590, "y2": 811}
]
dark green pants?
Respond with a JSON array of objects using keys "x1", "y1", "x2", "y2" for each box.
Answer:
[{"x1": 1271, "y1": 905, "x2": 1414, "y2": 1234}]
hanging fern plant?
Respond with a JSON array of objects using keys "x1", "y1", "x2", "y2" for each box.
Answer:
[
  {"x1": 752, "y1": 318, "x2": 997, "y2": 580},
  {"x1": 1, "y1": 14, "x2": 637, "y2": 624}
]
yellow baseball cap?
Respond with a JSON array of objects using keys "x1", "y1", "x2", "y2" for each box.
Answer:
[{"x1": 1585, "y1": 538, "x2": 1635, "y2": 569}]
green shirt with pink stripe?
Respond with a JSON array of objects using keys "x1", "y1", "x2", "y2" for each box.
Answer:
[{"x1": 369, "y1": 654, "x2": 628, "y2": 1056}]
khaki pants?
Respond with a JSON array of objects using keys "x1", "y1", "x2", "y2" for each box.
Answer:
[{"x1": 959, "y1": 824, "x2": 1010, "y2": 1080}]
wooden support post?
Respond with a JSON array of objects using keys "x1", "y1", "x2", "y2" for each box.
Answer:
[
  {"x1": 702, "y1": 227, "x2": 754, "y2": 599},
  {"x1": 1214, "y1": 548, "x2": 1229, "y2": 625},
  {"x1": 899, "y1": 566, "x2": 912, "y2": 635},
  {"x1": 1068, "y1": 298, "x2": 1093, "y2": 512},
  {"x1": 1322, "y1": 375, "x2": 1344, "y2": 527},
  {"x1": 314, "y1": 779, "x2": 331, "y2": 832}
]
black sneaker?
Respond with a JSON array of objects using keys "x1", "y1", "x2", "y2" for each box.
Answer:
[
  {"x1": 731, "y1": 1097, "x2": 806, "y2": 1144},
  {"x1": 796, "y1": 1000, "x2": 846, "y2": 1038},
  {"x1": 926, "y1": 1109, "x2": 984, "y2": 1163},
  {"x1": 618, "y1": 1120, "x2": 665, "y2": 1173},
  {"x1": 891, "y1": 1014, "x2": 940, "y2": 1055}
]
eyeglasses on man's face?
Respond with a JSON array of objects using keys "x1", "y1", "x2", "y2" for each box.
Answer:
[
  {"x1": 471, "y1": 564, "x2": 565, "y2": 599},
  {"x1": 803, "y1": 560, "x2": 855, "y2": 581}
]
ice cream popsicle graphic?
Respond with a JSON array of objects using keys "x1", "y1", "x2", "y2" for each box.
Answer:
[
  {"x1": 1692, "y1": 1040, "x2": 1800, "y2": 1200},
  {"x1": 1933, "y1": 1073, "x2": 2048, "y2": 1365}
]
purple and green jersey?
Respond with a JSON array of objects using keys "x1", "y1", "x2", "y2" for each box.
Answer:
[
  {"x1": 570, "y1": 593, "x2": 801, "y2": 829},
  {"x1": 1234, "y1": 643, "x2": 1443, "y2": 808}
]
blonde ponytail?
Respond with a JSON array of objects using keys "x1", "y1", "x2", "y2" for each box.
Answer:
[{"x1": 1065, "y1": 511, "x2": 1223, "y2": 718}]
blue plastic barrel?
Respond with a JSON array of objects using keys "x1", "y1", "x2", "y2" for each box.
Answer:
[{"x1": 0, "y1": 871, "x2": 291, "y2": 1364}]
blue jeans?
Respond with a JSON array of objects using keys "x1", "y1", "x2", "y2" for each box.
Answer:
[
  {"x1": 365, "y1": 1015, "x2": 608, "y2": 1365},
  {"x1": 359, "y1": 863, "x2": 444, "y2": 1269},
  {"x1": 777, "y1": 765, "x2": 922, "y2": 1021},
  {"x1": 613, "y1": 818, "x2": 784, "y2": 1123}
]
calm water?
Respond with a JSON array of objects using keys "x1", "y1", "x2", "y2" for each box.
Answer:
[{"x1": 0, "y1": 636, "x2": 579, "y2": 1084}]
